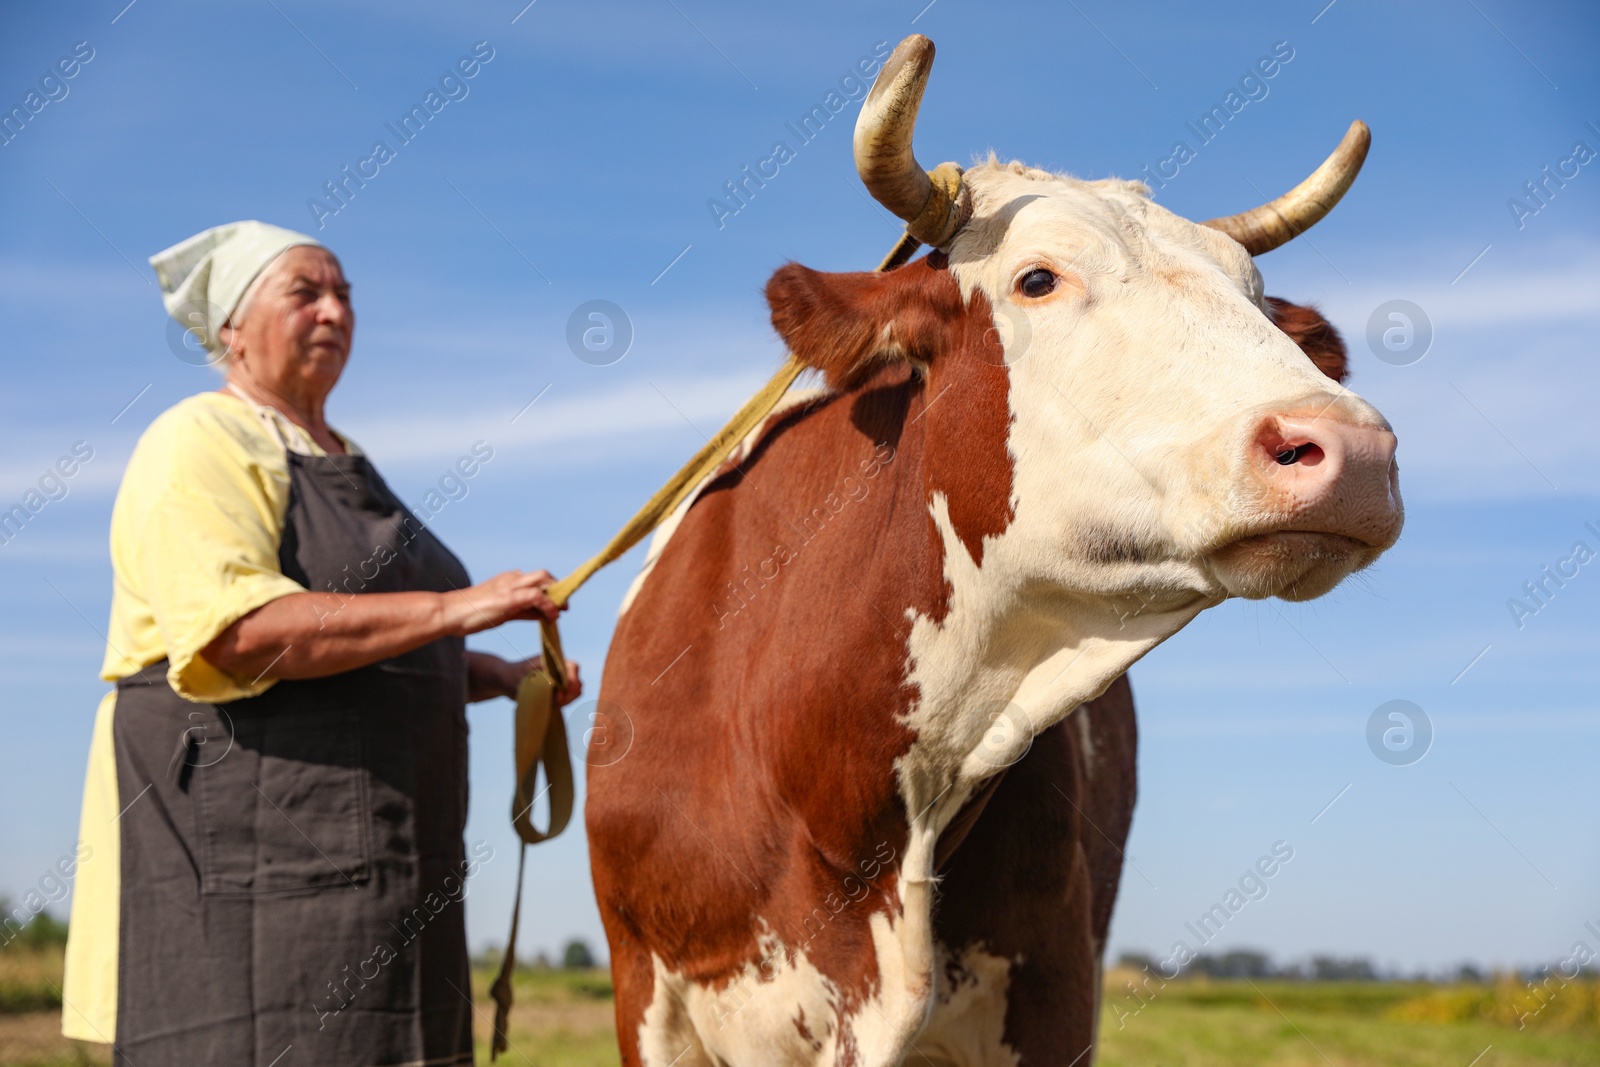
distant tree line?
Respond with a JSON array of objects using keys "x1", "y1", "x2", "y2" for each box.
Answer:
[
  {"x1": 1, "y1": 903, "x2": 612, "y2": 976},
  {"x1": 469, "y1": 936, "x2": 602, "y2": 972},
  {"x1": 1115, "y1": 948, "x2": 1598, "y2": 984},
  {"x1": 0, "y1": 903, "x2": 67, "y2": 951}
]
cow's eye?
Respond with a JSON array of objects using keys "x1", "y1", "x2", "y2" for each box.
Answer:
[{"x1": 1019, "y1": 268, "x2": 1057, "y2": 298}]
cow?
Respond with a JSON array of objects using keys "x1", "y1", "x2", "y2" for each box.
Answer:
[{"x1": 585, "y1": 35, "x2": 1402, "y2": 1067}]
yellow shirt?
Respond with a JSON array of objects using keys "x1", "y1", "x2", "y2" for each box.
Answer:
[{"x1": 62, "y1": 390, "x2": 357, "y2": 1042}]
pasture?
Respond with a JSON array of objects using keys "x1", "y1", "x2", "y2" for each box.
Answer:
[{"x1": 3, "y1": 947, "x2": 1595, "y2": 1067}]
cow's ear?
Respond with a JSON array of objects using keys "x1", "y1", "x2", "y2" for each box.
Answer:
[
  {"x1": 1267, "y1": 297, "x2": 1348, "y2": 383},
  {"x1": 766, "y1": 254, "x2": 968, "y2": 389}
]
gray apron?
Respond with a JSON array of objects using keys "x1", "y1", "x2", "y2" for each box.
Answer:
[{"x1": 113, "y1": 449, "x2": 476, "y2": 1066}]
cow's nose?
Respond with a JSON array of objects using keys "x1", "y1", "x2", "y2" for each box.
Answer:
[{"x1": 1250, "y1": 410, "x2": 1401, "y2": 547}]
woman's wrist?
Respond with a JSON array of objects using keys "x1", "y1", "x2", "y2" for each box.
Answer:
[{"x1": 435, "y1": 589, "x2": 473, "y2": 639}]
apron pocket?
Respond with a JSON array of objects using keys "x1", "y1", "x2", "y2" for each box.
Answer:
[{"x1": 197, "y1": 705, "x2": 373, "y2": 894}]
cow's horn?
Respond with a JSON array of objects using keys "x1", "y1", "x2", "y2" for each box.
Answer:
[
  {"x1": 1201, "y1": 120, "x2": 1370, "y2": 256},
  {"x1": 854, "y1": 35, "x2": 971, "y2": 248}
]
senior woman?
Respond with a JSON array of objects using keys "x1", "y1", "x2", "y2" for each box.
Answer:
[{"x1": 62, "y1": 221, "x2": 579, "y2": 1065}]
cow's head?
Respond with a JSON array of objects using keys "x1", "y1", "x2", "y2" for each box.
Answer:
[{"x1": 767, "y1": 36, "x2": 1401, "y2": 615}]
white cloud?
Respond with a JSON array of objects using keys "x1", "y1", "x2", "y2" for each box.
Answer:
[
  {"x1": 0, "y1": 446, "x2": 131, "y2": 512},
  {"x1": 0, "y1": 368, "x2": 786, "y2": 505},
  {"x1": 1314, "y1": 243, "x2": 1600, "y2": 331},
  {"x1": 343, "y1": 369, "x2": 776, "y2": 465}
]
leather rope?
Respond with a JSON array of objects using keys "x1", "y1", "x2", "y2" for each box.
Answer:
[{"x1": 489, "y1": 230, "x2": 925, "y2": 1058}]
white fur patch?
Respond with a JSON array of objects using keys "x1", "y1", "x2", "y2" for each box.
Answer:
[
  {"x1": 638, "y1": 906, "x2": 935, "y2": 1067},
  {"x1": 917, "y1": 941, "x2": 1023, "y2": 1067},
  {"x1": 1073, "y1": 707, "x2": 1096, "y2": 778}
]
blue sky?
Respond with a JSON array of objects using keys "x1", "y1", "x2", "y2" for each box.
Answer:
[{"x1": 1, "y1": 0, "x2": 1596, "y2": 974}]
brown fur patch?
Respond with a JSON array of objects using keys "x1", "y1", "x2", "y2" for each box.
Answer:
[
  {"x1": 588, "y1": 368, "x2": 934, "y2": 1062},
  {"x1": 768, "y1": 254, "x2": 1016, "y2": 566},
  {"x1": 1267, "y1": 297, "x2": 1348, "y2": 382}
]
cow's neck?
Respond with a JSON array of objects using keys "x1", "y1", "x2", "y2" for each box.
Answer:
[
  {"x1": 884, "y1": 361, "x2": 1217, "y2": 887},
  {"x1": 825, "y1": 371, "x2": 1212, "y2": 1041},
  {"x1": 895, "y1": 525, "x2": 1209, "y2": 873}
]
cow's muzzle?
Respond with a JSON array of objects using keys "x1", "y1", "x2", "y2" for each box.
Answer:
[{"x1": 1207, "y1": 403, "x2": 1403, "y2": 600}]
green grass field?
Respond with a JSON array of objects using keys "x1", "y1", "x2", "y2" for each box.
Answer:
[
  {"x1": 1095, "y1": 966, "x2": 1600, "y2": 1067},
  {"x1": 2, "y1": 950, "x2": 1595, "y2": 1066}
]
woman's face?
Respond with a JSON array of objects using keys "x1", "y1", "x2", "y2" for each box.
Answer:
[{"x1": 227, "y1": 246, "x2": 354, "y2": 401}]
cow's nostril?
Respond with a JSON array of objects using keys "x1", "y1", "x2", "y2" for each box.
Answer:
[{"x1": 1274, "y1": 442, "x2": 1325, "y2": 466}]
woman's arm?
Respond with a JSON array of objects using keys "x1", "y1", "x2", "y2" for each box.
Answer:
[{"x1": 202, "y1": 570, "x2": 561, "y2": 683}]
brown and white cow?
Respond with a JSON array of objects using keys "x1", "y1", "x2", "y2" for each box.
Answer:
[{"x1": 586, "y1": 35, "x2": 1402, "y2": 1067}]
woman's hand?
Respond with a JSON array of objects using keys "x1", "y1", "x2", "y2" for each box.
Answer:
[
  {"x1": 467, "y1": 651, "x2": 583, "y2": 705},
  {"x1": 442, "y1": 570, "x2": 563, "y2": 637},
  {"x1": 555, "y1": 659, "x2": 583, "y2": 706}
]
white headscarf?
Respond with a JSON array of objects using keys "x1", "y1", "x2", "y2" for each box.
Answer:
[{"x1": 149, "y1": 221, "x2": 324, "y2": 355}]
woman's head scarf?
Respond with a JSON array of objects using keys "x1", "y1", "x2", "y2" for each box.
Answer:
[{"x1": 149, "y1": 221, "x2": 324, "y2": 355}]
